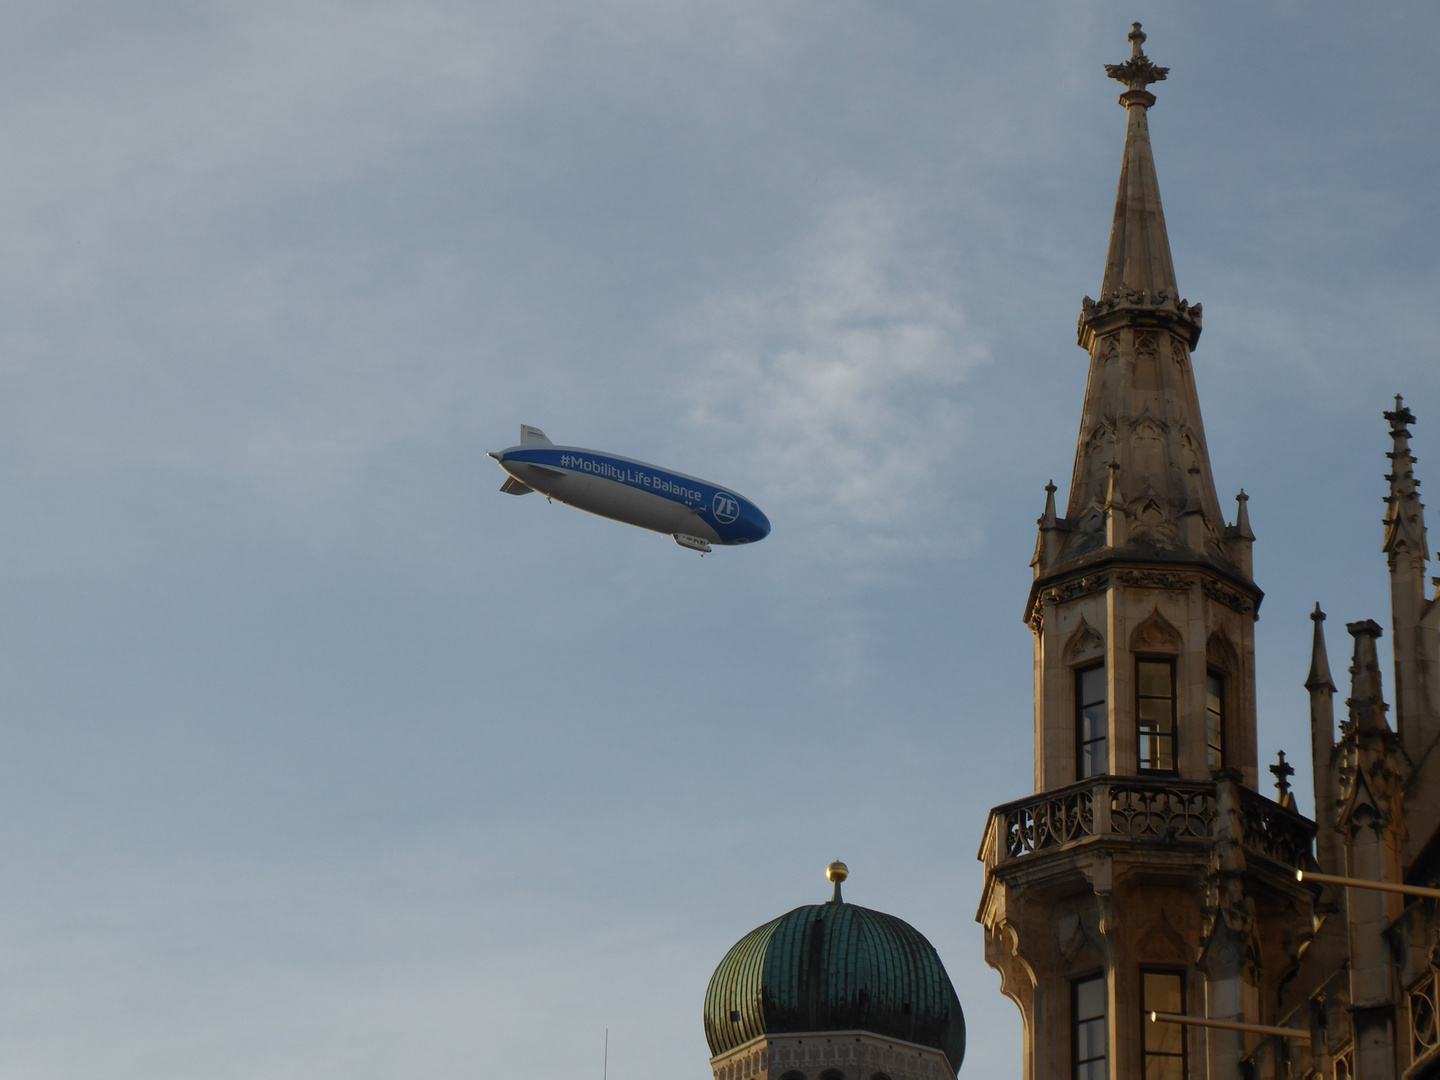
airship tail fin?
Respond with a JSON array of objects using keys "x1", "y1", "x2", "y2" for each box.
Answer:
[
  {"x1": 500, "y1": 476, "x2": 534, "y2": 496},
  {"x1": 519, "y1": 425, "x2": 553, "y2": 447}
]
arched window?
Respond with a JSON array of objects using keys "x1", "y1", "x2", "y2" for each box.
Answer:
[
  {"x1": 1131, "y1": 611, "x2": 1182, "y2": 775},
  {"x1": 1066, "y1": 619, "x2": 1108, "y2": 779},
  {"x1": 818, "y1": 1071, "x2": 845, "y2": 1080}
]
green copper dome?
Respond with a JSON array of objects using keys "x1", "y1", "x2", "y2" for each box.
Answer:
[{"x1": 704, "y1": 878, "x2": 966, "y2": 1074}]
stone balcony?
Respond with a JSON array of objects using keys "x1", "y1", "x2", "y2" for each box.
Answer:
[{"x1": 979, "y1": 775, "x2": 1316, "y2": 875}]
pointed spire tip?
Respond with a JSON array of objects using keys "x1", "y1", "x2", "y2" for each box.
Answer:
[
  {"x1": 1345, "y1": 620, "x2": 1390, "y2": 732},
  {"x1": 1306, "y1": 603, "x2": 1336, "y2": 693}
]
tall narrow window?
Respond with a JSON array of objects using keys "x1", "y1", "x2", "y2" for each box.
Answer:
[
  {"x1": 1076, "y1": 665, "x2": 1108, "y2": 779},
  {"x1": 1141, "y1": 971, "x2": 1186, "y2": 1079},
  {"x1": 1136, "y1": 660, "x2": 1176, "y2": 772},
  {"x1": 1205, "y1": 672, "x2": 1225, "y2": 771},
  {"x1": 1073, "y1": 974, "x2": 1108, "y2": 1080}
]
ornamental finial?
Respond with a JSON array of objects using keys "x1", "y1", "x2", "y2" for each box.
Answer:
[
  {"x1": 826, "y1": 860, "x2": 848, "y2": 904},
  {"x1": 1270, "y1": 750, "x2": 1295, "y2": 805},
  {"x1": 1105, "y1": 22, "x2": 1169, "y2": 96}
]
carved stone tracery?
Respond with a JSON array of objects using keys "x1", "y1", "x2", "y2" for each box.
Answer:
[
  {"x1": 1114, "y1": 568, "x2": 1192, "y2": 591},
  {"x1": 1130, "y1": 608, "x2": 1182, "y2": 653},
  {"x1": 1040, "y1": 573, "x2": 1111, "y2": 607},
  {"x1": 1202, "y1": 578, "x2": 1257, "y2": 616},
  {"x1": 1062, "y1": 618, "x2": 1105, "y2": 667}
]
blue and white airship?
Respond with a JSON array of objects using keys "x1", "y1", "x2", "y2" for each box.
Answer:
[{"x1": 489, "y1": 425, "x2": 771, "y2": 553}]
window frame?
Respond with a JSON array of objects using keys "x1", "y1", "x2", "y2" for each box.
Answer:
[
  {"x1": 1140, "y1": 968, "x2": 1187, "y2": 1080},
  {"x1": 1072, "y1": 971, "x2": 1108, "y2": 1080},
  {"x1": 1076, "y1": 663, "x2": 1109, "y2": 780},
  {"x1": 1205, "y1": 670, "x2": 1226, "y2": 772},
  {"x1": 1135, "y1": 657, "x2": 1178, "y2": 774}
]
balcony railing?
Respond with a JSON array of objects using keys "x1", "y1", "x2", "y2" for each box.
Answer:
[
  {"x1": 1411, "y1": 971, "x2": 1440, "y2": 1067},
  {"x1": 981, "y1": 776, "x2": 1315, "y2": 872}
]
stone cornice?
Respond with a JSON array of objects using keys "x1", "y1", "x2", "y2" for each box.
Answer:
[
  {"x1": 1078, "y1": 289, "x2": 1203, "y2": 350},
  {"x1": 1024, "y1": 547, "x2": 1263, "y2": 627}
]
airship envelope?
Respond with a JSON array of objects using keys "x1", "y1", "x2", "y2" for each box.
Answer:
[{"x1": 489, "y1": 426, "x2": 771, "y2": 553}]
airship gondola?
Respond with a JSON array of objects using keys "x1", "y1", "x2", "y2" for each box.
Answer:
[{"x1": 489, "y1": 425, "x2": 771, "y2": 553}]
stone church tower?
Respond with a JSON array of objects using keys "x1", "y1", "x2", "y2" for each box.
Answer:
[{"x1": 976, "y1": 25, "x2": 1317, "y2": 1079}]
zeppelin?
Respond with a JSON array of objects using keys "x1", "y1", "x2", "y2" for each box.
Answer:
[{"x1": 489, "y1": 425, "x2": 771, "y2": 553}]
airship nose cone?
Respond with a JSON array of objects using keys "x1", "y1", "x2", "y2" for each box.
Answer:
[{"x1": 747, "y1": 504, "x2": 772, "y2": 541}]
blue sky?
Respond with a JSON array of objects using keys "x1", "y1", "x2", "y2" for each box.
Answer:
[{"x1": 0, "y1": 3, "x2": 1437, "y2": 1076}]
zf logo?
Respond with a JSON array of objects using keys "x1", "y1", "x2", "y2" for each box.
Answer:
[{"x1": 712, "y1": 492, "x2": 740, "y2": 524}]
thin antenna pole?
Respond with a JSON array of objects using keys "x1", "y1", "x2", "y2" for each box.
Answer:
[{"x1": 603, "y1": 1028, "x2": 608, "y2": 1080}]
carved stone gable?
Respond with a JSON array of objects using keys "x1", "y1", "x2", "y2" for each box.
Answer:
[
  {"x1": 1135, "y1": 497, "x2": 1166, "y2": 525},
  {"x1": 1086, "y1": 417, "x2": 1118, "y2": 454},
  {"x1": 1063, "y1": 618, "x2": 1105, "y2": 666},
  {"x1": 1179, "y1": 428, "x2": 1203, "y2": 474},
  {"x1": 1137, "y1": 921, "x2": 1187, "y2": 963},
  {"x1": 1207, "y1": 631, "x2": 1239, "y2": 674},
  {"x1": 1130, "y1": 608, "x2": 1183, "y2": 653},
  {"x1": 1129, "y1": 409, "x2": 1168, "y2": 439}
]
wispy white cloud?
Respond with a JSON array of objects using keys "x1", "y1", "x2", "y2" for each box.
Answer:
[{"x1": 681, "y1": 192, "x2": 989, "y2": 559}]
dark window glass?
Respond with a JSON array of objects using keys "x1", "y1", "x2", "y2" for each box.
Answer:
[
  {"x1": 1136, "y1": 660, "x2": 1175, "y2": 772},
  {"x1": 1077, "y1": 665, "x2": 1108, "y2": 779},
  {"x1": 1142, "y1": 971, "x2": 1186, "y2": 1079},
  {"x1": 1205, "y1": 672, "x2": 1225, "y2": 771},
  {"x1": 1074, "y1": 974, "x2": 1108, "y2": 1079}
]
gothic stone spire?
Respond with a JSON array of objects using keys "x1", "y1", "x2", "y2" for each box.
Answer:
[
  {"x1": 1025, "y1": 24, "x2": 1264, "y2": 792},
  {"x1": 1308, "y1": 604, "x2": 1340, "y2": 874},
  {"x1": 1100, "y1": 23, "x2": 1176, "y2": 302},
  {"x1": 1308, "y1": 602, "x2": 1337, "y2": 693},
  {"x1": 1383, "y1": 395, "x2": 1428, "y2": 563},
  {"x1": 1056, "y1": 25, "x2": 1233, "y2": 574},
  {"x1": 1382, "y1": 396, "x2": 1440, "y2": 761}
]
